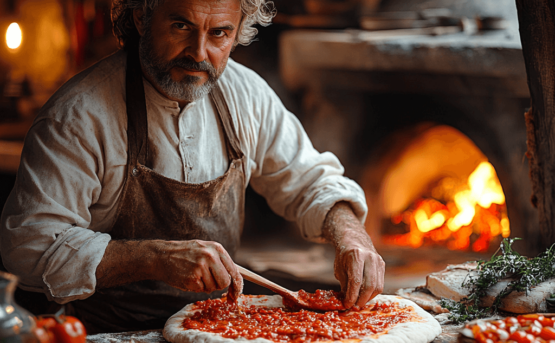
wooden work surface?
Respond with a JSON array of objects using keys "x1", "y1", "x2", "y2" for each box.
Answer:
[{"x1": 85, "y1": 321, "x2": 464, "y2": 343}]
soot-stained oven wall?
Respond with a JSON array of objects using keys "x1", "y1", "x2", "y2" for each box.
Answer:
[{"x1": 279, "y1": 0, "x2": 539, "y2": 254}]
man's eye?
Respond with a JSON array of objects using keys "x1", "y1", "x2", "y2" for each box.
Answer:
[
  {"x1": 212, "y1": 30, "x2": 226, "y2": 38},
  {"x1": 174, "y1": 23, "x2": 188, "y2": 30}
]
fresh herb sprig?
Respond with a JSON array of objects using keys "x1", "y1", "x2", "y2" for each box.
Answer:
[
  {"x1": 439, "y1": 237, "x2": 555, "y2": 323},
  {"x1": 438, "y1": 298, "x2": 490, "y2": 323}
]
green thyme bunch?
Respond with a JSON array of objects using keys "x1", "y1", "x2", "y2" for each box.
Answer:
[{"x1": 439, "y1": 238, "x2": 555, "y2": 323}]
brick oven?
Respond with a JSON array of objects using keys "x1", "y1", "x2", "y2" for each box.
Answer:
[
  {"x1": 0, "y1": 0, "x2": 543, "y2": 294},
  {"x1": 279, "y1": 0, "x2": 538, "y2": 256}
]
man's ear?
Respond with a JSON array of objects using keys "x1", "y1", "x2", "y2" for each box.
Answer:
[{"x1": 133, "y1": 8, "x2": 146, "y2": 37}]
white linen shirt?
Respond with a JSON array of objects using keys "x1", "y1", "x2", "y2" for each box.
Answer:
[{"x1": 0, "y1": 50, "x2": 367, "y2": 304}]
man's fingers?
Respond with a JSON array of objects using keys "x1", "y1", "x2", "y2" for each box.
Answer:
[
  {"x1": 334, "y1": 259, "x2": 348, "y2": 293},
  {"x1": 210, "y1": 266, "x2": 231, "y2": 291},
  {"x1": 214, "y1": 244, "x2": 243, "y2": 301},
  {"x1": 354, "y1": 277, "x2": 381, "y2": 307},
  {"x1": 232, "y1": 272, "x2": 243, "y2": 297},
  {"x1": 354, "y1": 276, "x2": 374, "y2": 307},
  {"x1": 188, "y1": 277, "x2": 205, "y2": 293},
  {"x1": 227, "y1": 272, "x2": 243, "y2": 303},
  {"x1": 343, "y1": 254, "x2": 364, "y2": 308},
  {"x1": 338, "y1": 250, "x2": 386, "y2": 309},
  {"x1": 355, "y1": 258, "x2": 385, "y2": 307},
  {"x1": 201, "y1": 269, "x2": 218, "y2": 293},
  {"x1": 210, "y1": 260, "x2": 232, "y2": 290}
]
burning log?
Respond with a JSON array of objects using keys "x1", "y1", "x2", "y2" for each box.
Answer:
[{"x1": 515, "y1": 1, "x2": 555, "y2": 249}]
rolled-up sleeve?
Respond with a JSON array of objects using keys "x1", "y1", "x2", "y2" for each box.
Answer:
[
  {"x1": 245, "y1": 78, "x2": 367, "y2": 242},
  {"x1": 0, "y1": 117, "x2": 111, "y2": 303}
]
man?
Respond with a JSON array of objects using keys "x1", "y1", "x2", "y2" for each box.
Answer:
[{"x1": 0, "y1": 0, "x2": 385, "y2": 334}]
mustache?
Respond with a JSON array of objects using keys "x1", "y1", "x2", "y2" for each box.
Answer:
[{"x1": 165, "y1": 57, "x2": 217, "y2": 77}]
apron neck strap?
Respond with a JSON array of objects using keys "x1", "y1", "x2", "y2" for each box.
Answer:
[
  {"x1": 125, "y1": 43, "x2": 149, "y2": 166},
  {"x1": 209, "y1": 85, "x2": 243, "y2": 160}
]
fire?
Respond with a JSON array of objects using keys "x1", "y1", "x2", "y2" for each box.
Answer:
[
  {"x1": 6, "y1": 23, "x2": 22, "y2": 50},
  {"x1": 414, "y1": 209, "x2": 446, "y2": 232},
  {"x1": 385, "y1": 161, "x2": 510, "y2": 252}
]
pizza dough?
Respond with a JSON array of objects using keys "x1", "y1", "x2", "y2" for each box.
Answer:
[{"x1": 163, "y1": 294, "x2": 442, "y2": 343}]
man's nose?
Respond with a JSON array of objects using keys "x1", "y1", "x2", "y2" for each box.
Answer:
[{"x1": 185, "y1": 34, "x2": 208, "y2": 63}]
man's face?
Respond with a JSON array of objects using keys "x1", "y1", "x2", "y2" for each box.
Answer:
[{"x1": 136, "y1": 0, "x2": 242, "y2": 102}]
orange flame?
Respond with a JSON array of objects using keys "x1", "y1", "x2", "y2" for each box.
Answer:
[{"x1": 384, "y1": 161, "x2": 510, "y2": 252}]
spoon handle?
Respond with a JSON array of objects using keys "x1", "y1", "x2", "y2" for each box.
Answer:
[{"x1": 235, "y1": 264, "x2": 295, "y2": 297}]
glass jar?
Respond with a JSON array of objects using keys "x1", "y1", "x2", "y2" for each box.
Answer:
[{"x1": 0, "y1": 271, "x2": 37, "y2": 343}]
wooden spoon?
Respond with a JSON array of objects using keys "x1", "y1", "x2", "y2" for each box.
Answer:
[{"x1": 235, "y1": 264, "x2": 313, "y2": 309}]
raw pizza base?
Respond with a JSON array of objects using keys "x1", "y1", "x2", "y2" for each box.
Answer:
[{"x1": 163, "y1": 294, "x2": 442, "y2": 343}]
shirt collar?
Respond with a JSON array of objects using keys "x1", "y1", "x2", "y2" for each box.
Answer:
[
  {"x1": 142, "y1": 77, "x2": 202, "y2": 115},
  {"x1": 143, "y1": 77, "x2": 180, "y2": 110}
]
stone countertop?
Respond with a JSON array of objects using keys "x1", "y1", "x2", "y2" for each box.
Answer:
[
  {"x1": 86, "y1": 321, "x2": 464, "y2": 343},
  {"x1": 87, "y1": 330, "x2": 165, "y2": 343}
]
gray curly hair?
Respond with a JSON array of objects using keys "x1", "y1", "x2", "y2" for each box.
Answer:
[{"x1": 112, "y1": 0, "x2": 276, "y2": 49}]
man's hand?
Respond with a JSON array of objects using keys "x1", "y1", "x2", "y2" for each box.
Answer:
[
  {"x1": 323, "y1": 202, "x2": 385, "y2": 309},
  {"x1": 96, "y1": 239, "x2": 243, "y2": 298},
  {"x1": 154, "y1": 240, "x2": 243, "y2": 295}
]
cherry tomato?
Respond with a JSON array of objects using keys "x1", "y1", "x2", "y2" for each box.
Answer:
[
  {"x1": 50, "y1": 317, "x2": 86, "y2": 343},
  {"x1": 525, "y1": 334, "x2": 536, "y2": 343},
  {"x1": 541, "y1": 327, "x2": 555, "y2": 340},
  {"x1": 521, "y1": 314, "x2": 541, "y2": 320},
  {"x1": 492, "y1": 320, "x2": 506, "y2": 329},
  {"x1": 35, "y1": 317, "x2": 57, "y2": 330},
  {"x1": 34, "y1": 318, "x2": 57, "y2": 343},
  {"x1": 34, "y1": 313, "x2": 86, "y2": 343},
  {"x1": 509, "y1": 330, "x2": 534, "y2": 343},
  {"x1": 475, "y1": 332, "x2": 493, "y2": 343},
  {"x1": 484, "y1": 330, "x2": 497, "y2": 340},
  {"x1": 527, "y1": 325, "x2": 543, "y2": 335},
  {"x1": 473, "y1": 324, "x2": 483, "y2": 337},
  {"x1": 506, "y1": 317, "x2": 520, "y2": 326},
  {"x1": 539, "y1": 317, "x2": 555, "y2": 328},
  {"x1": 495, "y1": 328, "x2": 509, "y2": 341},
  {"x1": 33, "y1": 324, "x2": 55, "y2": 343},
  {"x1": 520, "y1": 319, "x2": 535, "y2": 327}
]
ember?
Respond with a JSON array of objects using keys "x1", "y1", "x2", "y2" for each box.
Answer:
[{"x1": 385, "y1": 161, "x2": 510, "y2": 252}]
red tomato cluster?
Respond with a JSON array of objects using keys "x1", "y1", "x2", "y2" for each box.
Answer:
[
  {"x1": 34, "y1": 315, "x2": 86, "y2": 343},
  {"x1": 464, "y1": 314, "x2": 555, "y2": 343}
]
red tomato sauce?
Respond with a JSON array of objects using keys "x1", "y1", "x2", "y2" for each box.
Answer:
[
  {"x1": 284, "y1": 290, "x2": 346, "y2": 311},
  {"x1": 182, "y1": 296, "x2": 418, "y2": 342}
]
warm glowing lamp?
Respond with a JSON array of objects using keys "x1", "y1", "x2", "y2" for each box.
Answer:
[{"x1": 6, "y1": 22, "x2": 22, "y2": 50}]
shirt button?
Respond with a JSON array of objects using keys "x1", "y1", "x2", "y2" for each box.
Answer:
[{"x1": 132, "y1": 168, "x2": 139, "y2": 177}]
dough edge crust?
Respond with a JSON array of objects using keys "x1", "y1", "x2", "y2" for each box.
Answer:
[{"x1": 163, "y1": 294, "x2": 442, "y2": 343}]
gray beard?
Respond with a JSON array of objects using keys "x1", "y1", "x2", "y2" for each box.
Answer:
[{"x1": 138, "y1": 27, "x2": 226, "y2": 102}]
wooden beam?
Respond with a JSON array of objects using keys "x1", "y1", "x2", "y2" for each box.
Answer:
[{"x1": 516, "y1": 0, "x2": 555, "y2": 249}]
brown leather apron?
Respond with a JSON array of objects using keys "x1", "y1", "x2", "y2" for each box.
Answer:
[{"x1": 67, "y1": 46, "x2": 246, "y2": 334}]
